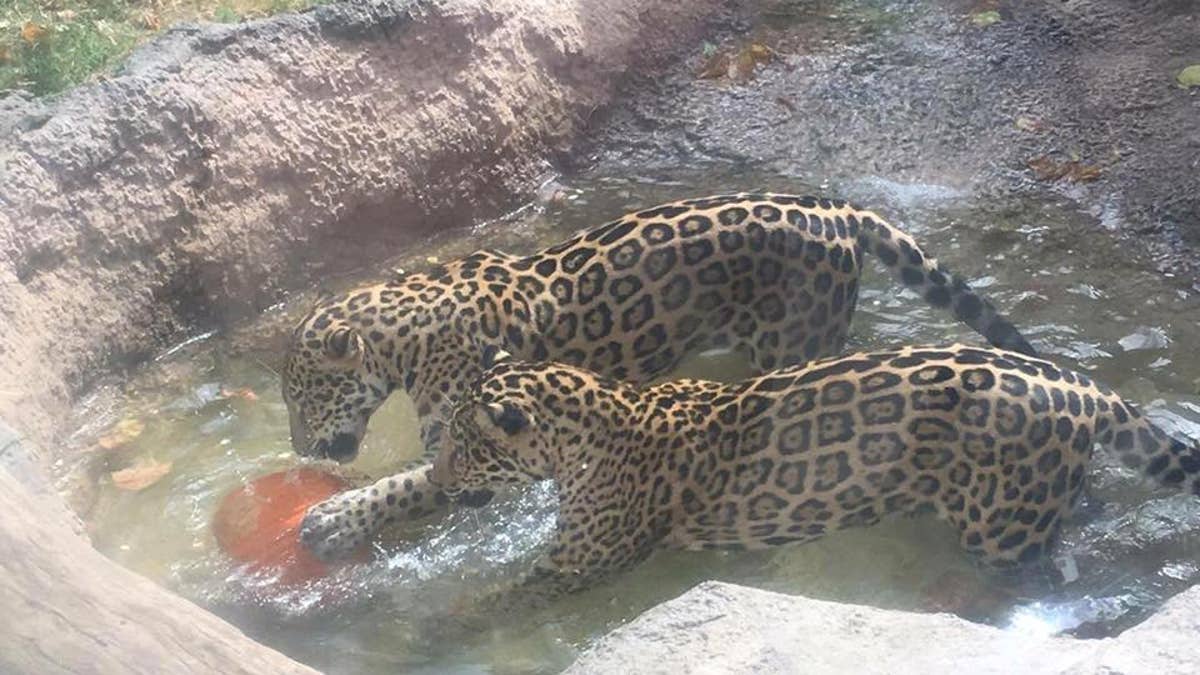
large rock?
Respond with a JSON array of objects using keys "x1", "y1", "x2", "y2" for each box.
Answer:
[
  {"x1": 0, "y1": 0, "x2": 724, "y2": 671},
  {"x1": 567, "y1": 581, "x2": 1200, "y2": 674},
  {"x1": 0, "y1": 431, "x2": 317, "y2": 675}
]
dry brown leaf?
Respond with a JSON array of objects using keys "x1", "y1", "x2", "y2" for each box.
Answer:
[
  {"x1": 699, "y1": 42, "x2": 774, "y2": 82},
  {"x1": 20, "y1": 22, "x2": 46, "y2": 45},
  {"x1": 1027, "y1": 156, "x2": 1069, "y2": 181},
  {"x1": 111, "y1": 459, "x2": 172, "y2": 491},
  {"x1": 733, "y1": 49, "x2": 757, "y2": 80},
  {"x1": 733, "y1": 42, "x2": 774, "y2": 80},
  {"x1": 697, "y1": 52, "x2": 731, "y2": 79},
  {"x1": 96, "y1": 418, "x2": 146, "y2": 451},
  {"x1": 748, "y1": 43, "x2": 774, "y2": 62},
  {"x1": 1068, "y1": 163, "x2": 1102, "y2": 182},
  {"x1": 220, "y1": 387, "x2": 260, "y2": 402},
  {"x1": 1027, "y1": 156, "x2": 1102, "y2": 183}
]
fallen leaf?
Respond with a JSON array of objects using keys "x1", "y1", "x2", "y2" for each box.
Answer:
[
  {"x1": 970, "y1": 10, "x2": 1001, "y2": 27},
  {"x1": 96, "y1": 418, "x2": 146, "y2": 451},
  {"x1": 748, "y1": 42, "x2": 774, "y2": 62},
  {"x1": 20, "y1": 22, "x2": 46, "y2": 44},
  {"x1": 697, "y1": 51, "x2": 730, "y2": 79},
  {"x1": 1027, "y1": 156, "x2": 1068, "y2": 181},
  {"x1": 699, "y1": 41, "x2": 774, "y2": 82},
  {"x1": 0, "y1": 46, "x2": 9, "y2": 64},
  {"x1": 733, "y1": 49, "x2": 758, "y2": 80},
  {"x1": 1027, "y1": 156, "x2": 1102, "y2": 183},
  {"x1": 220, "y1": 387, "x2": 260, "y2": 402},
  {"x1": 1068, "y1": 163, "x2": 1102, "y2": 182},
  {"x1": 111, "y1": 459, "x2": 172, "y2": 491},
  {"x1": 1177, "y1": 65, "x2": 1200, "y2": 89},
  {"x1": 1014, "y1": 116, "x2": 1045, "y2": 132}
]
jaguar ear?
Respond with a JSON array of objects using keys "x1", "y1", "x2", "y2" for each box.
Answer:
[
  {"x1": 481, "y1": 345, "x2": 513, "y2": 370},
  {"x1": 325, "y1": 325, "x2": 364, "y2": 365},
  {"x1": 475, "y1": 401, "x2": 530, "y2": 436}
]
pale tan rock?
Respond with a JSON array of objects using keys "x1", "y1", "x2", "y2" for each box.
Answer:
[
  {"x1": 0, "y1": 430, "x2": 318, "y2": 674},
  {"x1": 567, "y1": 581, "x2": 1200, "y2": 675}
]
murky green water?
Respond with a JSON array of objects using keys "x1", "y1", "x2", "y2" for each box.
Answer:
[{"x1": 62, "y1": 167, "x2": 1200, "y2": 673}]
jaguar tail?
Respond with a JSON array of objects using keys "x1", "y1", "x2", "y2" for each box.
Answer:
[{"x1": 855, "y1": 212, "x2": 1037, "y2": 356}]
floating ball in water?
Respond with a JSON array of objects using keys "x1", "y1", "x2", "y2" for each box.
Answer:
[{"x1": 212, "y1": 467, "x2": 366, "y2": 588}]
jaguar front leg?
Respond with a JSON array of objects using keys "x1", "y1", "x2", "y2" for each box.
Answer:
[
  {"x1": 298, "y1": 464, "x2": 445, "y2": 561},
  {"x1": 300, "y1": 464, "x2": 497, "y2": 561}
]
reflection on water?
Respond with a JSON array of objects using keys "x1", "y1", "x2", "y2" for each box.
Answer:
[{"x1": 62, "y1": 167, "x2": 1200, "y2": 674}]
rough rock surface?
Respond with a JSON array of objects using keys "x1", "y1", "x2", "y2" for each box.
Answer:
[
  {"x1": 0, "y1": 0, "x2": 723, "y2": 671},
  {"x1": 0, "y1": 425, "x2": 318, "y2": 674},
  {"x1": 0, "y1": 0, "x2": 727, "y2": 456},
  {"x1": 567, "y1": 581, "x2": 1200, "y2": 674},
  {"x1": 577, "y1": 0, "x2": 1200, "y2": 286}
]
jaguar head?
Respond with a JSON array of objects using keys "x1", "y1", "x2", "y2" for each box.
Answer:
[{"x1": 283, "y1": 318, "x2": 391, "y2": 463}]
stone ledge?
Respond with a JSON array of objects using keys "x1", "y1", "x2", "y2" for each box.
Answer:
[
  {"x1": 567, "y1": 581, "x2": 1200, "y2": 675},
  {"x1": 0, "y1": 429, "x2": 319, "y2": 675}
]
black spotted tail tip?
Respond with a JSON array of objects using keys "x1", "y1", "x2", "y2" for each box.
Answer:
[{"x1": 978, "y1": 315, "x2": 1037, "y2": 357}]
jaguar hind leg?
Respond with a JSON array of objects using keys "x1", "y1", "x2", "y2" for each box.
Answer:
[{"x1": 947, "y1": 485, "x2": 1076, "y2": 571}]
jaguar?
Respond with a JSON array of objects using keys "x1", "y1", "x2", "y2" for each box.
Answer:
[
  {"x1": 429, "y1": 344, "x2": 1200, "y2": 605},
  {"x1": 284, "y1": 194, "x2": 1036, "y2": 560}
]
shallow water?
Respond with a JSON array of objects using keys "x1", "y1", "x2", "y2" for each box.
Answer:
[{"x1": 58, "y1": 163, "x2": 1200, "y2": 673}]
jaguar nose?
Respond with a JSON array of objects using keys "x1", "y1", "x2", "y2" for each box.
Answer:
[
  {"x1": 327, "y1": 433, "x2": 359, "y2": 463},
  {"x1": 457, "y1": 488, "x2": 495, "y2": 507}
]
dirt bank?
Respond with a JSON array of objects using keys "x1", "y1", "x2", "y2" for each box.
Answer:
[
  {"x1": 0, "y1": 0, "x2": 728, "y2": 457},
  {"x1": 0, "y1": 0, "x2": 724, "y2": 671},
  {"x1": 574, "y1": 0, "x2": 1200, "y2": 285}
]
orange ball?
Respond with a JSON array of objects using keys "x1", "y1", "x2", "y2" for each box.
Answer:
[{"x1": 213, "y1": 468, "x2": 366, "y2": 588}]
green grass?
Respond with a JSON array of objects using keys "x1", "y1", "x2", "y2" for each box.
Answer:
[
  {"x1": 211, "y1": 3, "x2": 242, "y2": 23},
  {"x1": 0, "y1": 0, "x2": 329, "y2": 97}
]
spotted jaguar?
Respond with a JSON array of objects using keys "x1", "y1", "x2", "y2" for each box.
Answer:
[
  {"x1": 284, "y1": 194, "x2": 1036, "y2": 560},
  {"x1": 429, "y1": 345, "x2": 1200, "y2": 604}
]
